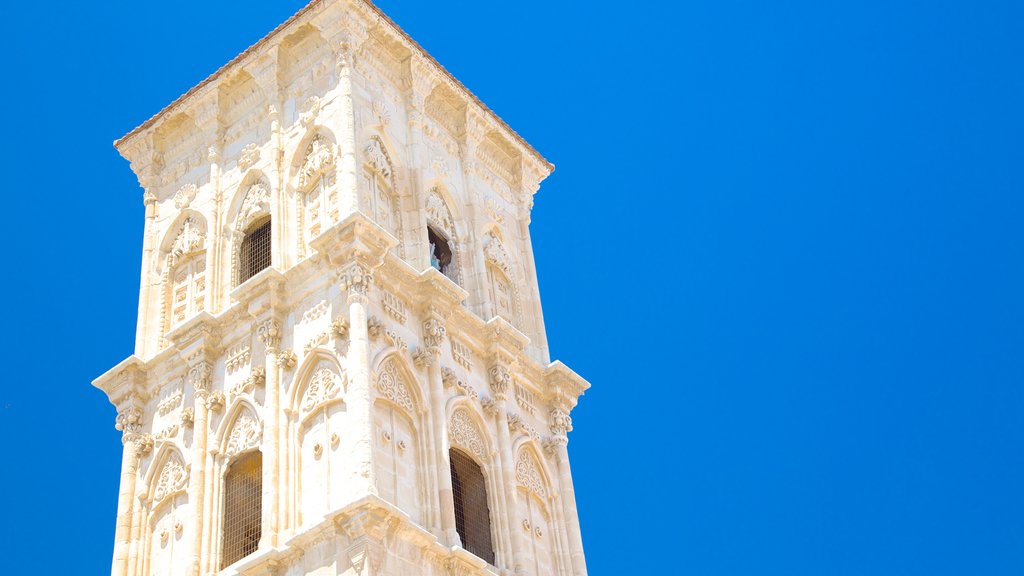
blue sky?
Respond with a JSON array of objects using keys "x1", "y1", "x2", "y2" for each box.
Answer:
[{"x1": 1, "y1": 0, "x2": 1021, "y2": 573}]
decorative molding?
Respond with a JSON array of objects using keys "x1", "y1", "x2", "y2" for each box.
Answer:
[
  {"x1": 167, "y1": 216, "x2": 206, "y2": 268},
  {"x1": 425, "y1": 188, "x2": 455, "y2": 235},
  {"x1": 450, "y1": 339, "x2": 473, "y2": 370},
  {"x1": 381, "y1": 290, "x2": 407, "y2": 324},
  {"x1": 483, "y1": 232, "x2": 512, "y2": 275},
  {"x1": 514, "y1": 383, "x2": 537, "y2": 416},
  {"x1": 225, "y1": 343, "x2": 251, "y2": 374},
  {"x1": 441, "y1": 367, "x2": 477, "y2": 399}
]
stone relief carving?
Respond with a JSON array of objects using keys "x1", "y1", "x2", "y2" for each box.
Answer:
[
  {"x1": 173, "y1": 183, "x2": 197, "y2": 210},
  {"x1": 225, "y1": 343, "x2": 251, "y2": 374},
  {"x1": 238, "y1": 143, "x2": 260, "y2": 172},
  {"x1": 302, "y1": 367, "x2": 344, "y2": 414},
  {"x1": 375, "y1": 358, "x2": 415, "y2": 414},
  {"x1": 299, "y1": 134, "x2": 335, "y2": 190},
  {"x1": 425, "y1": 189, "x2": 455, "y2": 235},
  {"x1": 225, "y1": 411, "x2": 261, "y2": 456},
  {"x1": 365, "y1": 136, "x2": 393, "y2": 180},
  {"x1": 237, "y1": 180, "x2": 271, "y2": 231},
  {"x1": 448, "y1": 409, "x2": 486, "y2": 459},
  {"x1": 167, "y1": 217, "x2": 206, "y2": 267},
  {"x1": 515, "y1": 449, "x2": 547, "y2": 499},
  {"x1": 154, "y1": 453, "x2": 188, "y2": 503},
  {"x1": 483, "y1": 232, "x2": 512, "y2": 275},
  {"x1": 115, "y1": 406, "x2": 143, "y2": 434}
]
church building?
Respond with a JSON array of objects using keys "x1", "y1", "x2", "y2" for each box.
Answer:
[{"x1": 93, "y1": 1, "x2": 591, "y2": 575}]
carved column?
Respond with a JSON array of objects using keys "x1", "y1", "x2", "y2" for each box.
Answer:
[
  {"x1": 112, "y1": 406, "x2": 150, "y2": 576},
  {"x1": 550, "y1": 408, "x2": 587, "y2": 576},
  {"x1": 488, "y1": 363, "x2": 528, "y2": 575},
  {"x1": 341, "y1": 263, "x2": 377, "y2": 495},
  {"x1": 187, "y1": 360, "x2": 214, "y2": 576},
  {"x1": 419, "y1": 316, "x2": 459, "y2": 544},
  {"x1": 257, "y1": 319, "x2": 283, "y2": 547}
]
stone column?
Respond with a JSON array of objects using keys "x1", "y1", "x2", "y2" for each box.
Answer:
[
  {"x1": 137, "y1": 191, "x2": 158, "y2": 357},
  {"x1": 112, "y1": 406, "x2": 150, "y2": 576},
  {"x1": 257, "y1": 320, "x2": 282, "y2": 547},
  {"x1": 550, "y1": 408, "x2": 587, "y2": 576},
  {"x1": 335, "y1": 43, "x2": 361, "y2": 217},
  {"x1": 489, "y1": 364, "x2": 528, "y2": 575},
  {"x1": 187, "y1": 360, "x2": 214, "y2": 576},
  {"x1": 419, "y1": 317, "x2": 459, "y2": 545},
  {"x1": 340, "y1": 263, "x2": 377, "y2": 495}
]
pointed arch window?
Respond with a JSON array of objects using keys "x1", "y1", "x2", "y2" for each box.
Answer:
[
  {"x1": 239, "y1": 217, "x2": 271, "y2": 284},
  {"x1": 220, "y1": 451, "x2": 262, "y2": 569},
  {"x1": 450, "y1": 448, "x2": 495, "y2": 565}
]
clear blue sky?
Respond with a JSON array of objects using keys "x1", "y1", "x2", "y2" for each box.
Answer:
[{"x1": 1, "y1": 1, "x2": 1021, "y2": 573}]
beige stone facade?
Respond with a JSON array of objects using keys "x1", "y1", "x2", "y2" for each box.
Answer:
[{"x1": 94, "y1": 1, "x2": 590, "y2": 575}]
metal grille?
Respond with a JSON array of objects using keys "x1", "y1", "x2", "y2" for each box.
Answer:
[
  {"x1": 220, "y1": 451, "x2": 262, "y2": 569},
  {"x1": 450, "y1": 448, "x2": 495, "y2": 565},
  {"x1": 239, "y1": 219, "x2": 271, "y2": 284}
]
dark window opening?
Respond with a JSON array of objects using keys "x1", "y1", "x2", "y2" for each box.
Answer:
[
  {"x1": 239, "y1": 218, "x2": 271, "y2": 284},
  {"x1": 428, "y1": 226, "x2": 454, "y2": 280},
  {"x1": 450, "y1": 448, "x2": 494, "y2": 565},
  {"x1": 221, "y1": 451, "x2": 262, "y2": 569}
]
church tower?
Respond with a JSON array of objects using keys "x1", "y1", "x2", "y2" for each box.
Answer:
[{"x1": 94, "y1": 1, "x2": 590, "y2": 575}]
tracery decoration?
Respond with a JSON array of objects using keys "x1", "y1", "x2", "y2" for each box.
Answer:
[
  {"x1": 374, "y1": 357, "x2": 415, "y2": 415},
  {"x1": 448, "y1": 408, "x2": 486, "y2": 459},
  {"x1": 301, "y1": 367, "x2": 344, "y2": 414}
]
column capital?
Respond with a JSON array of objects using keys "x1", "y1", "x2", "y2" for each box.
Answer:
[
  {"x1": 187, "y1": 360, "x2": 213, "y2": 393},
  {"x1": 256, "y1": 319, "x2": 283, "y2": 351},
  {"x1": 487, "y1": 363, "x2": 512, "y2": 402}
]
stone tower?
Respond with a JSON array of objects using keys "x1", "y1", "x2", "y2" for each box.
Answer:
[{"x1": 93, "y1": 1, "x2": 591, "y2": 575}]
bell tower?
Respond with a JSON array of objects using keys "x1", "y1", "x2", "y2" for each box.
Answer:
[{"x1": 94, "y1": 1, "x2": 591, "y2": 575}]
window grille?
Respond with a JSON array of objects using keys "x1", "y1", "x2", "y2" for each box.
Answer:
[
  {"x1": 450, "y1": 448, "x2": 494, "y2": 565},
  {"x1": 428, "y1": 226, "x2": 455, "y2": 282},
  {"x1": 220, "y1": 451, "x2": 262, "y2": 569},
  {"x1": 239, "y1": 219, "x2": 271, "y2": 284}
]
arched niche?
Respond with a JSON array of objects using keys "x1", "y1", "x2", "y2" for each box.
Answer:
[{"x1": 371, "y1": 353, "x2": 427, "y2": 523}]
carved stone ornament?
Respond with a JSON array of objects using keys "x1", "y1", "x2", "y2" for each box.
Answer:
[
  {"x1": 204, "y1": 391, "x2": 225, "y2": 413},
  {"x1": 411, "y1": 348, "x2": 432, "y2": 368},
  {"x1": 167, "y1": 217, "x2": 206, "y2": 267},
  {"x1": 277, "y1": 348, "x2": 297, "y2": 369},
  {"x1": 488, "y1": 364, "x2": 512, "y2": 398},
  {"x1": 187, "y1": 361, "x2": 213, "y2": 392},
  {"x1": 550, "y1": 407, "x2": 573, "y2": 437},
  {"x1": 364, "y1": 137, "x2": 392, "y2": 179},
  {"x1": 238, "y1": 180, "x2": 271, "y2": 230},
  {"x1": 299, "y1": 134, "x2": 336, "y2": 189},
  {"x1": 515, "y1": 449, "x2": 548, "y2": 500},
  {"x1": 154, "y1": 453, "x2": 188, "y2": 502},
  {"x1": 483, "y1": 233, "x2": 512, "y2": 275},
  {"x1": 180, "y1": 407, "x2": 195, "y2": 428},
  {"x1": 173, "y1": 183, "x2": 198, "y2": 210},
  {"x1": 367, "y1": 316, "x2": 384, "y2": 339},
  {"x1": 302, "y1": 367, "x2": 344, "y2": 414},
  {"x1": 375, "y1": 358, "x2": 415, "y2": 414},
  {"x1": 332, "y1": 316, "x2": 350, "y2": 339},
  {"x1": 299, "y1": 96, "x2": 321, "y2": 127},
  {"x1": 441, "y1": 367, "x2": 477, "y2": 399},
  {"x1": 131, "y1": 433, "x2": 154, "y2": 456},
  {"x1": 480, "y1": 397, "x2": 499, "y2": 418},
  {"x1": 372, "y1": 100, "x2": 391, "y2": 127},
  {"x1": 425, "y1": 189, "x2": 455, "y2": 235},
  {"x1": 448, "y1": 409, "x2": 486, "y2": 459},
  {"x1": 257, "y1": 320, "x2": 282, "y2": 350},
  {"x1": 238, "y1": 143, "x2": 261, "y2": 172},
  {"x1": 115, "y1": 406, "x2": 144, "y2": 434},
  {"x1": 339, "y1": 264, "x2": 373, "y2": 297},
  {"x1": 226, "y1": 411, "x2": 262, "y2": 456},
  {"x1": 422, "y1": 318, "x2": 446, "y2": 351}
]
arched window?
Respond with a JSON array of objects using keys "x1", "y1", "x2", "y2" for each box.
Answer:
[
  {"x1": 239, "y1": 218, "x2": 271, "y2": 284},
  {"x1": 220, "y1": 451, "x2": 262, "y2": 569},
  {"x1": 450, "y1": 448, "x2": 495, "y2": 564},
  {"x1": 428, "y1": 225, "x2": 455, "y2": 280}
]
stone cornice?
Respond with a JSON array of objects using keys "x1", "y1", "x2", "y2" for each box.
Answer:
[{"x1": 114, "y1": 0, "x2": 552, "y2": 181}]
